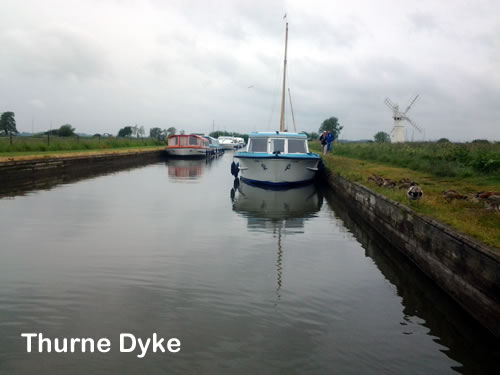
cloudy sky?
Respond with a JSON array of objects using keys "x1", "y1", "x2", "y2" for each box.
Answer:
[{"x1": 0, "y1": 0, "x2": 498, "y2": 141}]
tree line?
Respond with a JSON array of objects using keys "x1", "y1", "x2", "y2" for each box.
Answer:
[{"x1": 0, "y1": 111, "x2": 182, "y2": 139}]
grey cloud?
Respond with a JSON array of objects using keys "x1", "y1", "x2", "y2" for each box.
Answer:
[
  {"x1": 1, "y1": 27, "x2": 109, "y2": 81},
  {"x1": 408, "y1": 11, "x2": 438, "y2": 33}
]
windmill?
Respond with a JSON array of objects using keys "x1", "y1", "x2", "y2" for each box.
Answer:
[{"x1": 384, "y1": 95, "x2": 423, "y2": 143}]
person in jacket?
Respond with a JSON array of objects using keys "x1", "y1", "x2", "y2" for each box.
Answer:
[
  {"x1": 319, "y1": 131, "x2": 327, "y2": 155},
  {"x1": 326, "y1": 130, "x2": 335, "y2": 152}
]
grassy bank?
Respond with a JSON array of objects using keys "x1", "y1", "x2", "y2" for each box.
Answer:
[
  {"x1": 310, "y1": 142, "x2": 500, "y2": 249},
  {"x1": 0, "y1": 136, "x2": 165, "y2": 154},
  {"x1": 330, "y1": 141, "x2": 500, "y2": 180},
  {"x1": 0, "y1": 145, "x2": 166, "y2": 163}
]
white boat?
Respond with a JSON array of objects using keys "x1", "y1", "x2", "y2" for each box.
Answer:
[
  {"x1": 218, "y1": 136, "x2": 239, "y2": 150},
  {"x1": 233, "y1": 21, "x2": 320, "y2": 187},
  {"x1": 166, "y1": 134, "x2": 211, "y2": 157},
  {"x1": 234, "y1": 137, "x2": 246, "y2": 148},
  {"x1": 204, "y1": 135, "x2": 224, "y2": 154},
  {"x1": 233, "y1": 132, "x2": 320, "y2": 187}
]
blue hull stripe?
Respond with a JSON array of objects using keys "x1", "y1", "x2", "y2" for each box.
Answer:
[
  {"x1": 234, "y1": 153, "x2": 320, "y2": 160},
  {"x1": 240, "y1": 177, "x2": 315, "y2": 189}
]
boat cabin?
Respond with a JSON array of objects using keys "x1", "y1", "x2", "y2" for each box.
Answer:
[
  {"x1": 246, "y1": 132, "x2": 309, "y2": 154},
  {"x1": 168, "y1": 134, "x2": 210, "y2": 148}
]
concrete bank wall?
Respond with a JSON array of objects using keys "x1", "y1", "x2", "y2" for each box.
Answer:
[
  {"x1": 0, "y1": 150, "x2": 166, "y2": 192},
  {"x1": 319, "y1": 169, "x2": 500, "y2": 337}
]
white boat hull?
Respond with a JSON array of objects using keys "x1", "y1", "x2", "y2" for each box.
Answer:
[
  {"x1": 166, "y1": 147, "x2": 209, "y2": 157},
  {"x1": 234, "y1": 156, "x2": 319, "y2": 187}
]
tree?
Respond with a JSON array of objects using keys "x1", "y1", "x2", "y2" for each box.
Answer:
[
  {"x1": 131, "y1": 125, "x2": 139, "y2": 137},
  {"x1": 374, "y1": 131, "x2": 390, "y2": 143},
  {"x1": 118, "y1": 126, "x2": 133, "y2": 137},
  {"x1": 150, "y1": 127, "x2": 162, "y2": 139},
  {"x1": 166, "y1": 127, "x2": 176, "y2": 136},
  {"x1": 180, "y1": 130, "x2": 185, "y2": 135},
  {"x1": 437, "y1": 138, "x2": 450, "y2": 143},
  {"x1": 58, "y1": 124, "x2": 75, "y2": 137},
  {"x1": 137, "y1": 125, "x2": 145, "y2": 138},
  {"x1": 319, "y1": 117, "x2": 343, "y2": 139},
  {"x1": 0, "y1": 112, "x2": 18, "y2": 135}
]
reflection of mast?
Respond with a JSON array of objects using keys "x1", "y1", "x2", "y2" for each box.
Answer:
[{"x1": 275, "y1": 224, "x2": 283, "y2": 299}]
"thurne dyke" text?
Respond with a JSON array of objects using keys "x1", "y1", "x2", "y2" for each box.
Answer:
[{"x1": 21, "y1": 333, "x2": 181, "y2": 358}]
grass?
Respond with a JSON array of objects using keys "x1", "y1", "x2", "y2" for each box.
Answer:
[
  {"x1": 330, "y1": 141, "x2": 500, "y2": 180},
  {"x1": 310, "y1": 142, "x2": 500, "y2": 249},
  {"x1": 0, "y1": 136, "x2": 165, "y2": 154},
  {"x1": 0, "y1": 145, "x2": 166, "y2": 162}
]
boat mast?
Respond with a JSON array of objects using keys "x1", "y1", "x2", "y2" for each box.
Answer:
[
  {"x1": 279, "y1": 21, "x2": 288, "y2": 132},
  {"x1": 288, "y1": 88, "x2": 296, "y2": 132}
]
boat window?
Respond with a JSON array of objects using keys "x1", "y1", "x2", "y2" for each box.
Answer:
[
  {"x1": 288, "y1": 139, "x2": 307, "y2": 153},
  {"x1": 168, "y1": 137, "x2": 177, "y2": 146},
  {"x1": 189, "y1": 136, "x2": 199, "y2": 146},
  {"x1": 248, "y1": 138, "x2": 268, "y2": 152},
  {"x1": 179, "y1": 136, "x2": 188, "y2": 146},
  {"x1": 271, "y1": 139, "x2": 285, "y2": 153}
]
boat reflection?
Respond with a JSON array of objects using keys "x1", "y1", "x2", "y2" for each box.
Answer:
[
  {"x1": 232, "y1": 181, "x2": 323, "y2": 231},
  {"x1": 232, "y1": 181, "x2": 323, "y2": 297},
  {"x1": 167, "y1": 156, "x2": 220, "y2": 181}
]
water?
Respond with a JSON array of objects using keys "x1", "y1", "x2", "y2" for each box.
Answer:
[{"x1": 0, "y1": 153, "x2": 497, "y2": 374}]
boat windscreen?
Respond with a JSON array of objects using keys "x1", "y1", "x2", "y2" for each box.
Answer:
[
  {"x1": 288, "y1": 139, "x2": 307, "y2": 153},
  {"x1": 271, "y1": 139, "x2": 285, "y2": 153},
  {"x1": 248, "y1": 138, "x2": 268, "y2": 152},
  {"x1": 189, "y1": 136, "x2": 199, "y2": 146}
]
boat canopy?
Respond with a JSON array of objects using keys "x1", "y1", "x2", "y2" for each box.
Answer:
[
  {"x1": 204, "y1": 136, "x2": 219, "y2": 146},
  {"x1": 246, "y1": 133, "x2": 309, "y2": 154},
  {"x1": 168, "y1": 134, "x2": 209, "y2": 147},
  {"x1": 248, "y1": 132, "x2": 307, "y2": 139}
]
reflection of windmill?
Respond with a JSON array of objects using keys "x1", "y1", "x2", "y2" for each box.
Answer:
[{"x1": 384, "y1": 95, "x2": 423, "y2": 143}]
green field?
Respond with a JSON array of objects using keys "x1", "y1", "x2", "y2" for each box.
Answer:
[
  {"x1": 330, "y1": 141, "x2": 500, "y2": 180},
  {"x1": 311, "y1": 142, "x2": 500, "y2": 249},
  {"x1": 0, "y1": 135, "x2": 165, "y2": 154}
]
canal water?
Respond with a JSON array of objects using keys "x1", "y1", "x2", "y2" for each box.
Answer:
[{"x1": 0, "y1": 153, "x2": 497, "y2": 374}]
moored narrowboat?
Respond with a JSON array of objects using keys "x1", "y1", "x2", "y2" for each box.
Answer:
[{"x1": 166, "y1": 134, "x2": 211, "y2": 157}]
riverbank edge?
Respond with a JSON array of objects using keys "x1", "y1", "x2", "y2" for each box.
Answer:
[
  {"x1": 318, "y1": 166, "x2": 500, "y2": 337},
  {"x1": 0, "y1": 149, "x2": 167, "y2": 183}
]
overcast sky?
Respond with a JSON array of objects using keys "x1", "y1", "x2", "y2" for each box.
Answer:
[{"x1": 1, "y1": 0, "x2": 498, "y2": 141}]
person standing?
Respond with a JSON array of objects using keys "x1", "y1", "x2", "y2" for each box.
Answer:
[
  {"x1": 319, "y1": 131, "x2": 327, "y2": 155},
  {"x1": 326, "y1": 130, "x2": 335, "y2": 153}
]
